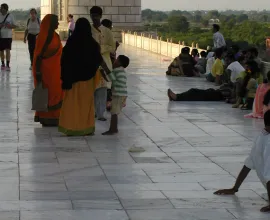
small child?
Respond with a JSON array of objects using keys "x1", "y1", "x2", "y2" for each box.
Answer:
[
  {"x1": 195, "y1": 51, "x2": 207, "y2": 75},
  {"x1": 102, "y1": 55, "x2": 130, "y2": 135},
  {"x1": 214, "y1": 109, "x2": 270, "y2": 213}
]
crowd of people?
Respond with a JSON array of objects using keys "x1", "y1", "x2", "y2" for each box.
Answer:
[
  {"x1": 2, "y1": 3, "x2": 270, "y2": 213},
  {"x1": 167, "y1": 24, "x2": 270, "y2": 120},
  {"x1": 0, "y1": 4, "x2": 129, "y2": 136}
]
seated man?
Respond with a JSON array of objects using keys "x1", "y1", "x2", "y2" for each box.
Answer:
[
  {"x1": 206, "y1": 48, "x2": 224, "y2": 85},
  {"x1": 214, "y1": 110, "x2": 270, "y2": 213},
  {"x1": 195, "y1": 51, "x2": 207, "y2": 75},
  {"x1": 166, "y1": 50, "x2": 184, "y2": 76}
]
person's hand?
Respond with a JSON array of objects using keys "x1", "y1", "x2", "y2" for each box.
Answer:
[
  {"x1": 214, "y1": 188, "x2": 236, "y2": 195},
  {"x1": 260, "y1": 205, "x2": 270, "y2": 212},
  {"x1": 23, "y1": 38, "x2": 27, "y2": 43},
  {"x1": 5, "y1": 23, "x2": 12, "y2": 29},
  {"x1": 116, "y1": 41, "x2": 120, "y2": 48}
]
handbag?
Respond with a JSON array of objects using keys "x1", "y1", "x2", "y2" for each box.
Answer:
[
  {"x1": 31, "y1": 81, "x2": 48, "y2": 111},
  {"x1": 0, "y1": 13, "x2": 9, "y2": 38},
  {"x1": 31, "y1": 32, "x2": 53, "y2": 112}
]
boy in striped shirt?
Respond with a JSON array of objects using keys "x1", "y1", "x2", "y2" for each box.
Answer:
[{"x1": 102, "y1": 55, "x2": 130, "y2": 135}]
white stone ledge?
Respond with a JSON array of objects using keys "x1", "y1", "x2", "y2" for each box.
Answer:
[{"x1": 96, "y1": 0, "x2": 112, "y2": 6}]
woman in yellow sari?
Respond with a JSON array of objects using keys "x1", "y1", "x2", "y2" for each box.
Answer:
[
  {"x1": 32, "y1": 14, "x2": 63, "y2": 126},
  {"x1": 58, "y1": 18, "x2": 103, "y2": 136}
]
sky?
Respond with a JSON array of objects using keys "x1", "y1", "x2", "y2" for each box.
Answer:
[{"x1": 5, "y1": 0, "x2": 270, "y2": 11}]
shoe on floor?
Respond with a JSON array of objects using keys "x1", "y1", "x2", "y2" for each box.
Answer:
[
  {"x1": 5, "y1": 66, "x2": 10, "y2": 71},
  {"x1": 98, "y1": 118, "x2": 107, "y2": 121},
  {"x1": 29, "y1": 66, "x2": 32, "y2": 70},
  {"x1": 1, "y1": 65, "x2": 5, "y2": 70}
]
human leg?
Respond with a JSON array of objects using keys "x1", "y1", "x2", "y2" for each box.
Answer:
[
  {"x1": 102, "y1": 96, "x2": 123, "y2": 135},
  {"x1": 0, "y1": 50, "x2": 4, "y2": 68},
  {"x1": 95, "y1": 87, "x2": 107, "y2": 120},
  {"x1": 28, "y1": 34, "x2": 36, "y2": 67}
]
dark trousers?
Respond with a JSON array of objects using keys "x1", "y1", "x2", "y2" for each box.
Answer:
[
  {"x1": 68, "y1": 29, "x2": 73, "y2": 38},
  {"x1": 176, "y1": 88, "x2": 224, "y2": 101},
  {"x1": 27, "y1": 34, "x2": 37, "y2": 66}
]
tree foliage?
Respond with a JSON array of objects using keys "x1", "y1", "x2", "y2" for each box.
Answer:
[{"x1": 168, "y1": 16, "x2": 189, "y2": 32}]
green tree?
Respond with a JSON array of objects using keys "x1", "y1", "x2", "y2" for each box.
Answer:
[
  {"x1": 201, "y1": 19, "x2": 209, "y2": 27},
  {"x1": 168, "y1": 16, "x2": 189, "y2": 32},
  {"x1": 236, "y1": 14, "x2": 248, "y2": 23}
]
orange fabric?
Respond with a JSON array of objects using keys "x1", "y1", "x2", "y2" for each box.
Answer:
[
  {"x1": 32, "y1": 14, "x2": 63, "y2": 122},
  {"x1": 58, "y1": 79, "x2": 96, "y2": 136}
]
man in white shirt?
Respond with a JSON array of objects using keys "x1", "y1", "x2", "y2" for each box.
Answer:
[
  {"x1": 90, "y1": 6, "x2": 115, "y2": 121},
  {"x1": 23, "y1": 8, "x2": 40, "y2": 70},
  {"x1": 0, "y1": 3, "x2": 16, "y2": 71},
  {"x1": 213, "y1": 24, "x2": 226, "y2": 50},
  {"x1": 225, "y1": 54, "x2": 245, "y2": 84},
  {"x1": 214, "y1": 110, "x2": 270, "y2": 213}
]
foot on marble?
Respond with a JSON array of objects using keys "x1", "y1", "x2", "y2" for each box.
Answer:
[
  {"x1": 167, "y1": 89, "x2": 177, "y2": 101},
  {"x1": 102, "y1": 130, "x2": 118, "y2": 135}
]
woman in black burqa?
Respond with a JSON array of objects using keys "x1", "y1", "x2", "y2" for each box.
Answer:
[{"x1": 58, "y1": 17, "x2": 105, "y2": 136}]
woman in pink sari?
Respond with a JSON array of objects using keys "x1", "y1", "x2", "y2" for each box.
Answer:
[{"x1": 245, "y1": 71, "x2": 270, "y2": 119}]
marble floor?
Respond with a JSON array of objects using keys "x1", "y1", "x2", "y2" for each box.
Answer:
[{"x1": 0, "y1": 42, "x2": 268, "y2": 219}]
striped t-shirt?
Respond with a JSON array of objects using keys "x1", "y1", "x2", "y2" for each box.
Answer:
[{"x1": 108, "y1": 67, "x2": 127, "y2": 97}]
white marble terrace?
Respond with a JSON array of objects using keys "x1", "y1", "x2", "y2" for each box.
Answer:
[{"x1": 0, "y1": 42, "x2": 268, "y2": 219}]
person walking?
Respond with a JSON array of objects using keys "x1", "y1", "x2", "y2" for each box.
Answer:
[
  {"x1": 67, "y1": 14, "x2": 75, "y2": 38},
  {"x1": 24, "y1": 8, "x2": 40, "y2": 70},
  {"x1": 0, "y1": 3, "x2": 16, "y2": 71}
]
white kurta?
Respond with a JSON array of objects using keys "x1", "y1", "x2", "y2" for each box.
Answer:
[
  {"x1": 244, "y1": 130, "x2": 270, "y2": 188},
  {"x1": 91, "y1": 25, "x2": 115, "y2": 88}
]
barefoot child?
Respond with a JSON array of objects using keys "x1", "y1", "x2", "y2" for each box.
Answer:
[
  {"x1": 102, "y1": 55, "x2": 129, "y2": 135},
  {"x1": 214, "y1": 110, "x2": 270, "y2": 212}
]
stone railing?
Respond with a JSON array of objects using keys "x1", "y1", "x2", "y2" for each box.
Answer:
[
  {"x1": 122, "y1": 31, "x2": 270, "y2": 77},
  {"x1": 122, "y1": 31, "x2": 205, "y2": 59}
]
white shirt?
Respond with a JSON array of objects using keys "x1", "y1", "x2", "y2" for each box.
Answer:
[
  {"x1": 27, "y1": 18, "x2": 40, "y2": 35},
  {"x1": 244, "y1": 130, "x2": 270, "y2": 188},
  {"x1": 206, "y1": 52, "x2": 214, "y2": 59},
  {"x1": 0, "y1": 13, "x2": 16, "y2": 38},
  {"x1": 227, "y1": 61, "x2": 245, "y2": 83},
  {"x1": 206, "y1": 57, "x2": 215, "y2": 74},
  {"x1": 213, "y1": 31, "x2": 226, "y2": 49}
]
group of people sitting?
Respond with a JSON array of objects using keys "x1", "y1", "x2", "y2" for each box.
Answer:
[
  {"x1": 166, "y1": 47, "x2": 207, "y2": 77},
  {"x1": 168, "y1": 46, "x2": 270, "y2": 119}
]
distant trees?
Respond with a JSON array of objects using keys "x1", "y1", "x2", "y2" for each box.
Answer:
[{"x1": 168, "y1": 16, "x2": 189, "y2": 32}]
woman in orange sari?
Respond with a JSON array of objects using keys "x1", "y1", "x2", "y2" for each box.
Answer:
[
  {"x1": 32, "y1": 14, "x2": 63, "y2": 126},
  {"x1": 58, "y1": 18, "x2": 103, "y2": 136}
]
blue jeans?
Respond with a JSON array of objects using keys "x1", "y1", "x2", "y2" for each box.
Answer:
[{"x1": 94, "y1": 87, "x2": 107, "y2": 118}]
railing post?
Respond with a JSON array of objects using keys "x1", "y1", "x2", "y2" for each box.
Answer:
[
  {"x1": 196, "y1": 43, "x2": 199, "y2": 49},
  {"x1": 160, "y1": 37, "x2": 162, "y2": 54},
  {"x1": 166, "y1": 38, "x2": 169, "y2": 56},
  {"x1": 191, "y1": 42, "x2": 195, "y2": 48},
  {"x1": 141, "y1": 33, "x2": 143, "y2": 48},
  {"x1": 182, "y1": 41, "x2": 185, "y2": 46},
  {"x1": 157, "y1": 36, "x2": 159, "y2": 53},
  {"x1": 150, "y1": 35, "x2": 153, "y2": 52},
  {"x1": 170, "y1": 38, "x2": 173, "y2": 57},
  {"x1": 178, "y1": 41, "x2": 181, "y2": 55}
]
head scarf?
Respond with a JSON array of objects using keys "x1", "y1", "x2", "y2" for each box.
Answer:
[
  {"x1": 61, "y1": 17, "x2": 103, "y2": 90},
  {"x1": 35, "y1": 14, "x2": 58, "y2": 57}
]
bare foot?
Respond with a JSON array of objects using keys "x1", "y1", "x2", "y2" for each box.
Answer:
[
  {"x1": 102, "y1": 130, "x2": 118, "y2": 135},
  {"x1": 167, "y1": 89, "x2": 177, "y2": 101}
]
